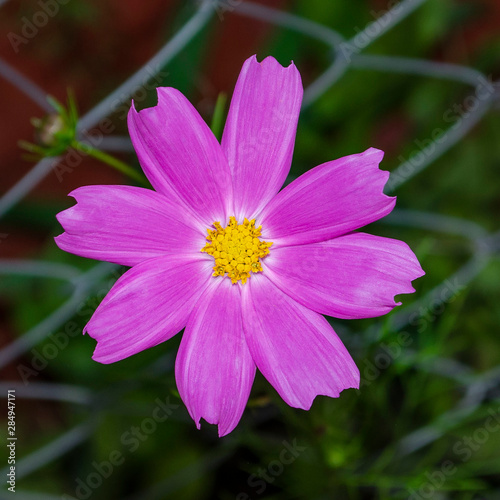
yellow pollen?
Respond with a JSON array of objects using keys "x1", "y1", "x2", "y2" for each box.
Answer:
[{"x1": 201, "y1": 216, "x2": 272, "y2": 284}]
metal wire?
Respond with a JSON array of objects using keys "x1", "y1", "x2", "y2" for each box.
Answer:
[{"x1": 0, "y1": 0, "x2": 498, "y2": 495}]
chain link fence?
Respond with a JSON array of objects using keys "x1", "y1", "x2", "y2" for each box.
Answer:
[{"x1": 1, "y1": 0, "x2": 499, "y2": 498}]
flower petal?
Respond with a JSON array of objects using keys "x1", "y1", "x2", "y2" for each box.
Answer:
[
  {"x1": 242, "y1": 275, "x2": 359, "y2": 409},
  {"x1": 259, "y1": 148, "x2": 395, "y2": 247},
  {"x1": 55, "y1": 185, "x2": 205, "y2": 267},
  {"x1": 221, "y1": 55, "x2": 303, "y2": 220},
  {"x1": 128, "y1": 88, "x2": 233, "y2": 224},
  {"x1": 175, "y1": 279, "x2": 255, "y2": 437},
  {"x1": 85, "y1": 256, "x2": 211, "y2": 364},
  {"x1": 264, "y1": 233, "x2": 425, "y2": 320}
]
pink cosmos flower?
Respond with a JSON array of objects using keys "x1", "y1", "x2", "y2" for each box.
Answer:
[{"x1": 55, "y1": 55, "x2": 424, "y2": 436}]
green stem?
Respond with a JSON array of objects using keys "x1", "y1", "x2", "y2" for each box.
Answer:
[
  {"x1": 72, "y1": 140, "x2": 149, "y2": 186},
  {"x1": 210, "y1": 92, "x2": 227, "y2": 141}
]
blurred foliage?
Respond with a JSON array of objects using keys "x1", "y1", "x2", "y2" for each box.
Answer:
[{"x1": 2, "y1": 1, "x2": 500, "y2": 499}]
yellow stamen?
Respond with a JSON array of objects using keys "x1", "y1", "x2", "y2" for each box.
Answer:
[{"x1": 201, "y1": 216, "x2": 272, "y2": 284}]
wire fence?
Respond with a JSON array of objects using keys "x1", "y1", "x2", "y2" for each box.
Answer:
[{"x1": 0, "y1": 0, "x2": 499, "y2": 498}]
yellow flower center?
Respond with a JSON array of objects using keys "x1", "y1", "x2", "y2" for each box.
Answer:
[{"x1": 201, "y1": 216, "x2": 273, "y2": 284}]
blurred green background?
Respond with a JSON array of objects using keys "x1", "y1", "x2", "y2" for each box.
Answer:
[{"x1": 1, "y1": 0, "x2": 499, "y2": 499}]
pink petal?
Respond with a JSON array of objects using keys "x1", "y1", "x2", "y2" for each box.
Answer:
[
  {"x1": 85, "y1": 256, "x2": 212, "y2": 364},
  {"x1": 264, "y1": 232, "x2": 425, "y2": 320},
  {"x1": 242, "y1": 275, "x2": 359, "y2": 409},
  {"x1": 175, "y1": 279, "x2": 255, "y2": 437},
  {"x1": 221, "y1": 55, "x2": 303, "y2": 220},
  {"x1": 128, "y1": 88, "x2": 233, "y2": 225},
  {"x1": 259, "y1": 148, "x2": 396, "y2": 247},
  {"x1": 55, "y1": 185, "x2": 205, "y2": 267}
]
